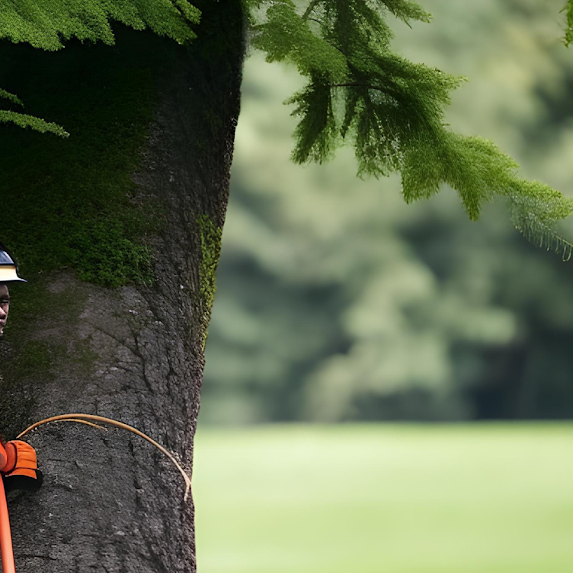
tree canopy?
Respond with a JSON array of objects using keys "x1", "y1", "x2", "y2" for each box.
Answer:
[{"x1": 2, "y1": 0, "x2": 573, "y2": 256}]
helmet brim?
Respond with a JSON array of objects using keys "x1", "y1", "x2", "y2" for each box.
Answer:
[{"x1": 0, "y1": 266, "x2": 26, "y2": 283}]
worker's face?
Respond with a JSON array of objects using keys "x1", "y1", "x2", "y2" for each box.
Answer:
[{"x1": 0, "y1": 284, "x2": 9, "y2": 337}]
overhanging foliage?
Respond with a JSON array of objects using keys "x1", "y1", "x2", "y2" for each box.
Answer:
[
  {"x1": 250, "y1": 0, "x2": 573, "y2": 257},
  {"x1": 1, "y1": 0, "x2": 573, "y2": 257},
  {"x1": 0, "y1": 0, "x2": 199, "y2": 49},
  {"x1": 0, "y1": 0, "x2": 199, "y2": 134}
]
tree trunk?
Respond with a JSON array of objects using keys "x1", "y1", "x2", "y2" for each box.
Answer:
[{"x1": 0, "y1": 2, "x2": 244, "y2": 571}]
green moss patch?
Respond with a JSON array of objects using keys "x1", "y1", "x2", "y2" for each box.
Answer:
[
  {"x1": 0, "y1": 29, "x2": 162, "y2": 287},
  {"x1": 196, "y1": 214, "x2": 222, "y2": 345},
  {"x1": 0, "y1": 279, "x2": 96, "y2": 438}
]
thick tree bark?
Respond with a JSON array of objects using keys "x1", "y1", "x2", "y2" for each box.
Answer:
[{"x1": 0, "y1": 2, "x2": 244, "y2": 571}]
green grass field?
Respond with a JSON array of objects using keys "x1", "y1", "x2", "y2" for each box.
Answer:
[{"x1": 193, "y1": 424, "x2": 573, "y2": 573}]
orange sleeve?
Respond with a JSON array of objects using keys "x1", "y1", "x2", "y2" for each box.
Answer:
[
  {"x1": 0, "y1": 443, "x2": 8, "y2": 473},
  {"x1": 2, "y1": 441, "x2": 37, "y2": 478}
]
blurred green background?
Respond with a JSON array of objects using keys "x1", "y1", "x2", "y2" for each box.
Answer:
[
  {"x1": 194, "y1": 425, "x2": 573, "y2": 573},
  {"x1": 195, "y1": 1, "x2": 573, "y2": 571}
]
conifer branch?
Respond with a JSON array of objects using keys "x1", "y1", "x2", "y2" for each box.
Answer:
[
  {"x1": 0, "y1": 110, "x2": 69, "y2": 137},
  {"x1": 0, "y1": 0, "x2": 201, "y2": 137},
  {"x1": 251, "y1": 0, "x2": 573, "y2": 250},
  {"x1": 0, "y1": 89, "x2": 24, "y2": 107}
]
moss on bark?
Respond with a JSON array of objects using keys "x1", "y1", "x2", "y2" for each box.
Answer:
[
  {"x1": 196, "y1": 214, "x2": 222, "y2": 346},
  {"x1": 0, "y1": 278, "x2": 96, "y2": 438},
  {"x1": 0, "y1": 30, "x2": 161, "y2": 288}
]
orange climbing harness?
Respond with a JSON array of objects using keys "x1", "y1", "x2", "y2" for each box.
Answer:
[{"x1": 0, "y1": 439, "x2": 41, "y2": 573}]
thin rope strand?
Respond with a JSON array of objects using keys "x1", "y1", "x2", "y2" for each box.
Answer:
[
  {"x1": 20, "y1": 418, "x2": 108, "y2": 432},
  {"x1": 17, "y1": 414, "x2": 192, "y2": 500}
]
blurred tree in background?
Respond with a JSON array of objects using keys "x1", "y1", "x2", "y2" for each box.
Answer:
[{"x1": 202, "y1": 0, "x2": 573, "y2": 424}]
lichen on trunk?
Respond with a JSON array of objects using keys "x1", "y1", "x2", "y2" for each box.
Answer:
[
  {"x1": 196, "y1": 214, "x2": 223, "y2": 348},
  {"x1": 0, "y1": 1, "x2": 244, "y2": 571}
]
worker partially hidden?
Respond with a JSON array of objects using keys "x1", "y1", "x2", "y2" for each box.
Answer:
[{"x1": 0, "y1": 243, "x2": 42, "y2": 492}]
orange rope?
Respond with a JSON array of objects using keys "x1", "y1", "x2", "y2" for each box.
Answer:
[
  {"x1": 22, "y1": 419, "x2": 107, "y2": 432},
  {"x1": 0, "y1": 478, "x2": 15, "y2": 573},
  {"x1": 0, "y1": 413, "x2": 190, "y2": 572},
  {"x1": 17, "y1": 414, "x2": 192, "y2": 500}
]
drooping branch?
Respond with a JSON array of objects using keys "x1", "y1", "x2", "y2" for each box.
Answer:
[{"x1": 250, "y1": 0, "x2": 573, "y2": 252}]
